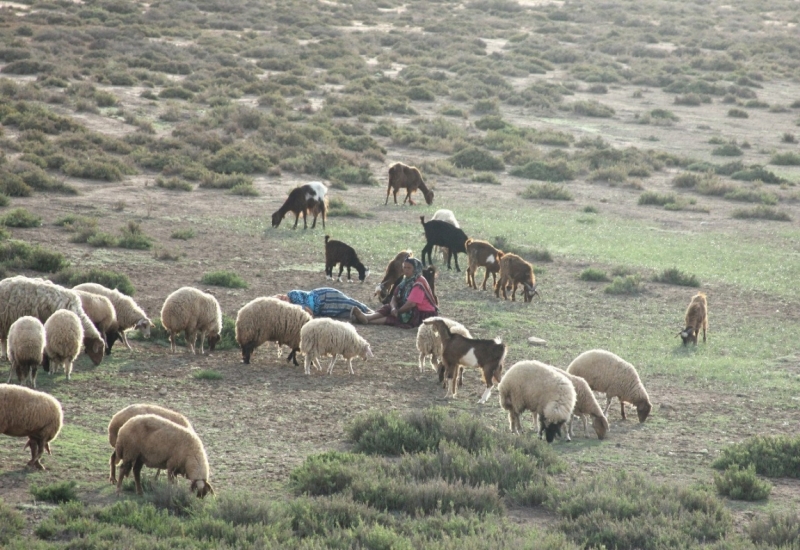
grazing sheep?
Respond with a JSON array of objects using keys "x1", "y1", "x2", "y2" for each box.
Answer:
[
  {"x1": 415, "y1": 316, "x2": 472, "y2": 373},
  {"x1": 0, "y1": 384, "x2": 63, "y2": 469},
  {"x1": 0, "y1": 276, "x2": 104, "y2": 366},
  {"x1": 423, "y1": 318, "x2": 506, "y2": 404},
  {"x1": 235, "y1": 297, "x2": 312, "y2": 365},
  {"x1": 73, "y1": 283, "x2": 153, "y2": 355},
  {"x1": 114, "y1": 414, "x2": 214, "y2": 498},
  {"x1": 420, "y1": 216, "x2": 469, "y2": 272},
  {"x1": 495, "y1": 253, "x2": 539, "y2": 303},
  {"x1": 325, "y1": 236, "x2": 369, "y2": 283},
  {"x1": 566, "y1": 349, "x2": 652, "y2": 423},
  {"x1": 160, "y1": 287, "x2": 222, "y2": 355},
  {"x1": 43, "y1": 310, "x2": 84, "y2": 381},
  {"x1": 271, "y1": 182, "x2": 328, "y2": 229},
  {"x1": 7, "y1": 316, "x2": 45, "y2": 388},
  {"x1": 465, "y1": 239, "x2": 504, "y2": 291},
  {"x1": 74, "y1": 289, "x2": 117, "y2": 349},
  {"x1": 680, "y1": 292, "x2": 708, "y2": 346},
  {"x1": 498, "y1": 360, "x2": 577, "y2": 443},
  {"x1": 385, "y1": 163, "x2": 434, "y2": 206},
  {"x1": 108, "y1": 404, "x2": 194, "y2": 484},
  {"x1": 431, "y1": 209, "x2": 460, "y2": 263},
  {"x1": 299, "y1": 318, "x2": 373, "y2": 375},
  {"x1": 563, "y1": 371, "x2": 608, "y2": 440},
  {"x1": 374, "y1": 250, "x2": 412, "y2": 302}
]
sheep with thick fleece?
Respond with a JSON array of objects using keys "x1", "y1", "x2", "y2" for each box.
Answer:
[
  {"x1": 160, "y1": 287, "x2": 222, "y2": 355},
  {"x1": 73, "y1": 283, "x2": 153, "y2": 354},
  {"x1": 74, "y1": 290, "x2": 117, "y2": 349},
  {"x1": 566, "y1": 349, "x2": 652, "y2": 423},
  {"x1": 7, "y1": 316, "x2": 45, "y2": 388},
  {"x1": 563, "y1": 371, "x2": 608, "y2": 440},
  {"x1": 300, "y1": 318, "x2": 373, "y2": 375},
  {"x1": 235, "y1": 297, "x2": 311, "y2": 365},
  {"x1": 415, "y1": 316, "x2": 472, "y2": 373},
  {"x1": 0, "y1": 276, "x2": 104, "y2": 365},
  {"x1": 0, "y1": 384, "x2": 63, "y2": 469},
  {"x1": 680, "y1": 292, "x2": 708, "y2": 346},
  {"x1": 498, "y1": 360, "x2": 576, "y2": 443},
  {"x1": 108, "y1": 404, "x2": 194, "y2": 484},
  {"x1": 43, "y1": 310, "x2": 83, "y2": 381},
  {"x1": 114, "y1": 414, "x2": 214, "y2": 498}
]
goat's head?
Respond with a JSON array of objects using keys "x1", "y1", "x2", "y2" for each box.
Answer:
[
  {"x1": 423, "y1": 188, "x2": 434, "y2": 205},
  {"x1": 523, "y1": 283, "x2": 540, "y2": 303},
  {"x1": 358, "y1": 268, "x2": 370, "y2": 283},
  {"x1": 207, "y1": 333, "x2": 221, "y2": 352},
  {"x1": 678, "y1": 327, "x2": 696, "y2": 346},
  {"x1": 271, "y1": 210, "x2": 284, "y2": 228},
  {"x1": 636, "y1": 401, "x2": 652, "y2": 423},
  {"x1": 592, "y1": 414, "x2": 609, "y2": 440}
]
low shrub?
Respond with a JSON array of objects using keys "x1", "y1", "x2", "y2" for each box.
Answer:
[
  {"x1": 229, "y1": 183, "x2": 259, "y2": 196},
  {"x1": 470, "y1": 172, "x2": 500, "y2": 184},
  {"x1": 155, "y1": 176, "x2": 193, "y2": 191},
  {"x1": 326, "y1": 166, "x2": 378, "y2": 187},
  {"x1": 199, "y1": 172, "x2": 253, "y2": 190},
  {"x1": 712, "y1": 144, "x2": 743, "y2": 156},
  {"x1": 638, "y1": 191, "x2": 677, "y2": 206},
  {"x1": 520, "y1": 183, "x2": 572, "y2": 201},
  {"x1": 510, "y1": 160, "x2": 574, "y2": 182},
  {"x1": 770, "y1": 152, "x2": 800, "y2": 166},
  {"x1": 0, "y1": 194, "x2": 9, "y2": 207},
  {"x1": 713, "y1": 435, "x2": 800, "y2": 477},
  {"x1": 31, "y1": 481, "x2": 78, "y2": 504},
  {"x1": 714, "y1": 464, "x2": 771, "y2": 501},
  {"x1": 87, "y1": 231, "x2": 119, "y2": 247},
  {"x1": 450, "y1": 147, "x2": 504, "y2": 171},
  {"x1": 672, "y1": 173, "x2": 701, "y2": 188},
  {"x1": 652, "y1": 268, "x2": 700, "y2": 287},
  {"x1": 51, "y1": 268, "x2": 135, "y2": 295},
  {"x1": 0, "y1": 207, "x2": 41, "y2": 227},
  {"x1": 201, "y1": 270, "x2": 248, "y2": 288},
  {"x1": 0, "y1": 500, "x2": 24, "y2": 544},
  {"x1": 328, "y1": 197, "x2": 372, "y2": 218},
  {"x1": 171, "y1": 228, "x2": 195, "y2": 240},
  {"x1": 117, "y1": 221, "x2": 153, "y2": 249},
  {"x1": 730, "y1": 166, "x2": 784, "y2": 184},
  {"x1": 194, "y1": 370, "x2": 223, "y2": 380},
  {"x1": 724, "y1": 188, "x2": 778, "y2": 205},
  {"x1": 579, "y1": 268, "x2": 609, "y2": 282},
  {"x1": 732, "y1": 206, "x2": 791, "y2": 221},
  {"x1": 0, "y1": 240, "x2": 67, "y2": 272},
  {"x1": 749, "y1": 511, "x2": 800, "y2": 548},
  {"x1": 571, "y1": 100, "x2": 615, "y2": 117},
  {"x1": 728, "y1": 108, "x2": 749, "y2": 118},
  {"x1": 604, "y1": 275, "x2": 643, "y2": 295}
]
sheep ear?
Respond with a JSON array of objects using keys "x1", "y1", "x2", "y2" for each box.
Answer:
[{"x1": 366, "y1": 345, "x2": 374, "y2": 358}]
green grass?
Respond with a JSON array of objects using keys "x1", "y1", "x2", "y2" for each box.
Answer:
[
  {"x1": 579, "y1": 268, "x2": 609, "y2": 282},
  {"x1": 201, "y1": 270, "x2": 248, "y2": 288},
  {"x1": 732, "y1": 206, "x2": 791, "y2": 221},
  {"x1": 171, "y1": 228, "x2": 196, "y2": 240},
  {"x1": 193, "y1": 370, "x2": 223, "y2": 380}
]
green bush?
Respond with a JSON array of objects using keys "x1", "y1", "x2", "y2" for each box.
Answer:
[
  {"x1": 474, "y1": 115, "x2": 507, "y2": 130},
  {"x1": 327, "y1": 166, "x2": 378, "y2": 187},
  {"x1": 579, "y1": 268, "x2": 609, "y2": 282},
  {"x1": 62, "y1": 159, "x2": 125, "y2": 181},
  {"x1": 117, "y1": 221, "x2": 153, "y2": 249},
  {"x1": 206, "y1": 144, "x2": 270, "y2": 174},
  {"x1": 0, "y1": 240, "x2": 66, "y2": 272},
  {"x1": 730, "y1": 166, "x2": 784, "y2": 184},
  {"x1": 328, "y1": 197, "x2": 372, "y2": 218},
  {"x1": 520, "y1": 183, "x2": 572, "y2": 201},
  {"x1": 724, "y1": 188, "x2": 778, "y2": 205},
  {"x1": 0, "y1": 499, "x2": 24, "y2": 544},
  {"x1": 713, "y1": 435, "x2": 800, "y2": 477},
  {"x1": 770, "y1": 152, "x2": 800, "y2": 165},
  {"x1": 198, "y1": 172, "x2": 253, "y2": 189},
  {"x1": 470, "y1": 172, "x2": 500, "y2": 184},
  {"x1": 0, "y1": 207, "x2": 40, "y2": 227},
  {"x1": 638, "y1": 191, "x2": 677, "y2": 207},
  {"x1": 201, "y1": 270, "x2": 248, "y2": 289},
  {"x1": 31, "y1": 481, "x2": 78, "y2": 504},
  {"x1": 605, "y1": 275, "x2": 643, "y2": 295},
  {"x1": 510, "y1": 160, "x2": 574, "y2": 182},
  {"x1": 652, "y1": 268, "x2": 700, "y2": 287},
  {"x1": 156, "y1": 176, "x2": 193, "y2": 191},
  {"x1": 0, "y1": 174, "x2": 33, "y2": 197},
  {"x1": 732, "y1": 206, "x2": 791, "y2": 221},
  {"x1": 171, "y1": 228, "x2": 195, "y2": 240},
  {"x1": 712, "y1": 144, "x2": 743, "y2": 156},
  {"x1": 728, "y1": 108, "x2": 749, "y2": 118},
  {"x1": 714, "y1": 464, "x2": 771, "y2": 501},
  {"x1": 51, "y1": 268, "x2": 135, "y2": 295},
  {"x1": 87, "y1": 231, "x2": 119, "y2": 247},
  {"x1": 672, "y1": 172, "x2": 701, "y2": 188},
  {"x1": 194, "y1": 370, "x2": 223, "y2": 380},
  {"x1": 571, "y1": 100, "x2": 615, "y2": 117},
  {"x1": 749, "y1": 511, "x2": 800, "y2": 548},
  {"x1": 228, "y1": 183, "x2": 259, "y2": 196},
  {"x1": 159, "y1": 87, "x2": 194, "y2": 100},
  {"x1": 450, "y1": 147, "x2": 504, "y2": 171},
  {"x1": 0, "y1": 194, "x2": 8, "y2": 207}
]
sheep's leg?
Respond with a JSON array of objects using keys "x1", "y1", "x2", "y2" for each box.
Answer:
[
  {"x1": 116, "y1": 461, "x2": 132, "y2": 494},
  {"x1": 603, "y1": 395, "x2": 614, "y2": 416},
  {"x1": 6, "y1": 366, "x2": 12, "y2": 384},
  {"x1": 186, "y1": 331, "x2": 197, "y2": 354},
  {"x1": 393, "y1": 188, "x2": 399, "y2": 204},
  {"x1": 620, "y1": 400, "x2": 627, "y2": 420},
  {"x1": 582, "y1": 415, "x2": 589, "y2": 438},
  {"x1": 133, "y1": 458, "x2": 145, "y2": 495},
  {"x1": 418, "y1": 352, "x2": 426, "y2": 373},
  {"x1": 702, "y1": 324, "x2": 707, "y2": 343},
  {"x1": 304, "y1": 354, "x2": 311, "y2": 375},
  {"x1": 65, "y1": 361, "x2": 72, "y2": 381},
  {"x1": 508, "y1": 411, "x2": 520, "y2": 434},
  {"x1": 347, "y1": 358, "x2": 354, "y2": 375},
  {"x1": 198, "y1": 333, "x2": 206, "y2": 355},
  {"x1": 0, "y1": 338, "x2": 5, "y2": 360},
  {"x1": 327, "y1": 355, "x2": 338, "y2": 375},
  {"x1": 567, "y1": 415, "x2": 574, "y2": 439},
  {"x1": 511, "y1": 282, "x2": 517, "y2": 302},
  {"x1": 109, "y1": 451, "x2": 118, "y2": 483}
]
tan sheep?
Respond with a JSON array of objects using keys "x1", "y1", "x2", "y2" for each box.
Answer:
[
  {"x1": 566, "y1": 349, "x2": 652, "y2": 423},
  {"x1": 74, "y1": 289, "x2": 117, "y2": 350},
  {"x1": 0, "y1": 384, "x2": 63, "y2": 469},
  {"x1": 385, "y1": 162, "x2": 434, "y2": 206},
  {"x1": 563, "y1": 371, "x2": 608, "y2": 440},
  {"x1": 299, "y1": 318, "x2": 373, "y2": 375},
  {"x1": 114, "y1": 414, "x2": 214, "y2": 498},
  {"x1": 72, "y1": 283, "x2": 154, "y2": 354},
  {"x1": 43, "y1": 310, "x2": 84, "y2": 381},
  {"x1": 107, "y1": 404, "x2": 194, "y2": 484},
  {"x1": 160, "y1": 287, "x2": 222, "y2": 355},
  {"x1": 415, "y1": 316, "x2": 472, "y2": 373},
  {"x1": 7, "y1": 316, "x2": 45, "y2": 388},
  {"x1": 235, "y1": 296, "x2": 311, "y2": 365},
  {"x1": 680, "y1": 292, "x2": 708, "y2": 346},
  {"x1": 498, "y1": 360, "x2": 576, "y2": 443}
]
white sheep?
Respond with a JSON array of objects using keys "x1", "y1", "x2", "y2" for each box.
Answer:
[
  {"x1": 299, "y1": 318, "x2": 373, "y2": 375},
  {"x1": 107, "y1": 404, "x2": 194, "y2": 484},
  {"x1": 43, "y1": 310, "x2": 84, "y2": 381},
  {"x1": 160, "y1": 287, "x2": 222, "y2": 355},
  {"x1": 566, "y1": 349, "x2": 652, "y2": 423},
  {"x1": 7, "y1": 316, "x2": 45, "y2": 388},
  {"x1": 0, "y1": 276, "x2": 104, "y2": 365},
  {"x1": 74, "y1": 289, "x2": 117, "y2": 350},
  {"x1": 415, "y1": 316, "x2": 472, "y2": 373},
  {"x1": 235, "y1": 297, "x2": 311, "y2": 365},
  {"x1": 498, "y1": 360, "x2": 576, "y2": 443},
  {"x1": 0, "y1": 383, "x2": 63, "y2": 469},
  {"x1": 563, "y1": 371, "x2": 609, "y2": 440},
  {"x1": 73, "y1": 283, "x2": 154, "y2": 354},
  {"x1": 114, "y1": 413, "x2": 214, "y2": 498}
]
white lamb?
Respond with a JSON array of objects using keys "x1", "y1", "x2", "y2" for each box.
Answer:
[
  {"x1": 235, "y1": 297, "x2": 311, "y2": 365},
  {"x1": 160, "y1": 287, "x2": 222, "y2": 354},
  {"x1": 299, "y1": 318, "x2": 373, "y2": 375},
  {"x1": 498, "y1": 360, "x2": 576, "y2": 443},
  {"x1": 72, "y1": 283, "x2": 154, "y2": 354},
  {"x1": 563, "y1": 371, "x2": 608, "y2": 440},
  {"x1": 43, "y1": 310, "x2": 83, "y2": 381},
  {"x1": 415, "y1": 316, "x2": 472, "y2": 373},
  {"x1": 7, "y1": 316, "x2": 45, "y2": 388}
]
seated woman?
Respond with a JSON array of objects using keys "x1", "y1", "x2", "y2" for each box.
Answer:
[
  {"x1": 352, "y1": 257, "x2": 438, "y2": 328},
  {"x1": 275, "y1": 288, "x2": 372, "y2": 319}
]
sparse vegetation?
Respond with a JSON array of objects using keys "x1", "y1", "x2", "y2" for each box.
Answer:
[
  {"x1": 605, "y1": 275, "x2": 643, "y2": 295},
  {"x1": 201, "y1": 270, "x2": 248, "y2": 289},
  {"x1": 652, "y1": 268, "x2": 700, "y2": 287},
  {"x1": 714, "y1": 464, "x2": 771, "y2": 501},
  {"x1": 520, "y1": 183, "x2": 573, "y2": 201},
  {"x1": 0, "y1": 207, "x2": 41, "y2": 227},
  {"x1": 580, "y1": 268, "x2": 609, "y2": 282},
  {"x1": 732, "y1": 206, "x2": 791, "y2": 221}
]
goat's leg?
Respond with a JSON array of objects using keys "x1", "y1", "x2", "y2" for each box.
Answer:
[
  {"x1": 346, "y1": 266, "x2": 352, "y2": 282},
  {"x1": 385, "y1": 184, "x2": 392, "y2": 205},
  {"x1": 481, "y1": 269, "x2": 491, "y2": 291},
  {"x1": 311, "y1": 212, "x2": 318, "y2": 229},
  {"x1": 511, "y1": 282, "x2": 517, "y2": 302},
  {"x1": 421, "y1": 244, "x2": 433, "y2": 266},
  {"x1": 292, "y1": 213, "x2": 300, "y2": 229},
  {"x1": 337, "y1": 264, "x2": 344, "y2": 282},
  {"x1": 418, "y1": 352, "x2": 426, "y2": 373},
  {"x1": 302, "y1": 209, "x2": 308, "y2": 229},
  {"x1": 407, "y1": 190, "x2": 416, "y2": 206},
  {"x1": 453, "y1": 253, "x2": 461, "y2": 272},
  {"x1": 393, "y1": 188, "x2": 399, "y2": 204}
]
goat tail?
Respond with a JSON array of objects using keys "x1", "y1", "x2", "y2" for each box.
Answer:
[
  {"x1": 325, "y1": 235, "x2": 330, "y2": 244},
  {"x1": 420, "y1": 215, "x2": 425, "y2": 226},
  {"x1": 464, "y1": 238, "x2": 474, "y2": 249}
]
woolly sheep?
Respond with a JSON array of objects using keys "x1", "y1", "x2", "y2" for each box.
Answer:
[
  {"x1": 160, "y1": 287, "x2": 222, "y2": 355},
  {"x1": 299, "y1": 318, "x2": 373, "y2": 375},
  {"x1": 680, "y1": 292, "x2": 708, "y2": 346},
  {"x1": 43, "y1": 310, "x2": 83, "y2": 381},
  {"x1": 114, "y1": 414, "x2": 214, "y2": 498},
  {"x1": 235, "y1": 297, "x2": 312, "y2": 365},
  {"x1": 0, "y1": 384, "x2": 63, "y2": 469},
  {"x1": 7, "y1": 316, "x2": 45, "y2": 388},
  {"x1": 0, "y1": 276, "x2": 104, "y2": 366},
  {"x1": 498, "y1": 360, "x2": 576, "y2": 443},
  {"x1": 566, "y1": 349, "x2": 652, "y2": 423},
  {"x1": 563, "y1": 371, "x2": 608, "y2": 440},
  {"x1": 108, "y1": 404, "x2": 194, "y2": 484},
  {"x1": 74, "y1": 289, "x2": 117, "y2": 350},
  {"x1": 415, "y1": 316, "x2": 472, "y2": 373},
  {"x1": 72, "y1": 283, "x2": 154, "y2": 354}
]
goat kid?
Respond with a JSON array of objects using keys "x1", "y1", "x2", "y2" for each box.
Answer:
[{"x1": 324, "y1": 236, "x2": 369, "y2": 283}]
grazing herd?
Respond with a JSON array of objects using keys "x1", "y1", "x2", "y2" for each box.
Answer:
[{"x1": 0, "y1": 164, "x2": 710, "y2": 498}]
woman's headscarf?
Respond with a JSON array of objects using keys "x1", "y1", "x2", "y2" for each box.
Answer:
[
  {"x1": 287, "y1": 290, "x2": 317, "y2": 316},
  {"x1": 395, "y1": 257, "x2": 424, "y2": 304}
]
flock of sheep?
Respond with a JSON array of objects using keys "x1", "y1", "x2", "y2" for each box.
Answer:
[{"x1": 0, "y1": 164, "x2": 710, "y2": 497}]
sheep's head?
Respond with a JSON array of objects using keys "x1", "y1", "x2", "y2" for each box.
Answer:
[
  {"x1": 636, "y1": 401, "x2": 652, "y2": 423},
  {"x1": 271, "y1": 210, "x2": 284, "y2": 228},
  {"x1": 542, "y1": 419, "x2": 565, "y2": 443},
  {"x1": 423, "y1": 188, "x2": 434, "y2": 205},
  {"x1": 207, "y1": 333, "x2": 221, "y2": 352},
  {"x1": 361, "y1": 344, "x2": 374, "y2": 361},
  {"x1": 679, "y1": 327, "x2": 696, "y2": 346},
  {"x1": 136, "y1": 318, "x2": 154, "y2": 338},
  {"x1": 85, "y1": 336, "x2": 105, "y2": 366},
  {"x1": 592, "y1": 414, "x2": 609, "y2": 440},
  {"x1": 191, "y1": 479, "x2": 215, "y2": 499}
]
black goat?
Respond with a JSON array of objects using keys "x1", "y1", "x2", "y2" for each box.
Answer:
[
  {"x1": 325, "y1": 236, "x2": 369, "y2": 282},
  {"x1": 272, "y1": 182, "x2": 327, "y2": 229},
  {"x1": 420, "y1": 216, "x2": 468, "y2": 272}
]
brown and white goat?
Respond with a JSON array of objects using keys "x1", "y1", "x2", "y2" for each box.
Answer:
[
  {"x1": 679, "y1": 292, "x2": 708, "y2": 345},
  {"x1": 465, "y1": 239, "x2": 504, "y2": 291},
  {"x1": 324, "y1": 236, "x2": 369, "y2": 283},
  {"x1": 374, "y1": 250, "x2": 412, "y2": 302},
  {"x1": 423, "y1": 318, "x2": 506, "y2": 404},
  {"x1": 385, "y1": 163, "x2": 434, "y2": 206},
  {"x1": 495, "y1": 253, "x2": 539, "y2": 303},
  {"x1": 272, "y1": 182, "x2": 327, "y2": 229}
]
